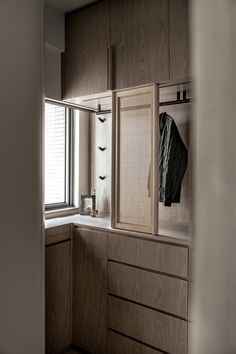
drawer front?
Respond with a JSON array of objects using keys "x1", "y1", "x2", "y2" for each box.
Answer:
[
  {"x1": 108, "y1": 233, "x2": 188, "y2": 278},
  {"x1": 45, "y1": 224, "x2": 71, "y2": 246},
  {"x1": 108, "y1": 296, "x2": 187, "y2": 354},
  {"x1": 108, "y1": 262, "x2": 188, "y2": 318},
  {"x1": 108, "y1": 330, "x2": 163, "y2": 354}
]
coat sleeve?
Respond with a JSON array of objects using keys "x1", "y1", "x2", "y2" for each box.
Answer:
[{"x1": 162, "y1": 119, "x2": 188, "y2": 206}]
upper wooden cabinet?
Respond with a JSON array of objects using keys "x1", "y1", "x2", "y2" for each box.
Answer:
[
  {"x1": 170, "y1": 0, "x2": 190, "y2": 80},
  {"x1": 63, "y1": 0, "x2": 110, "y2": 99},
  {"x1": 110, "y1": 0, "x2": 169, "y2": 89},
  {"x1": 62, "y1": 0, "x2": 190, "y2": 98}
]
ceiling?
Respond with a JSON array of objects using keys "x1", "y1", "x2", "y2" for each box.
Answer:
[{"x1": 46, "y1": 0, "x2": 98, "y2": 13}]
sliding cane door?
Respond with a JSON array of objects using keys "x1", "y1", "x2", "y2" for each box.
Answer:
[{"x1": 112, "y1": 85, "x2": 158, "y2": 234}]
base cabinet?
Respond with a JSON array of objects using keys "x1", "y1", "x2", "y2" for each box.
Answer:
[
  {"x1": 73, "y1": 227, "x2": 107, "y2": 354},
  {"x1": 45, "y1": 226, "x2": 189, "y2": 354},
  {"x1": 45, "y1": 240, "x2": 72, "y2": 354}
]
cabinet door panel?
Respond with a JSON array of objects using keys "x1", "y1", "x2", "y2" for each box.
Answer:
[
  {"x1": 170, "y1": 0, "x2": 190, "y2": 79},
  {"x1": 112, "y1": 85, "x2": 158, "y2": 234},
  {"x1": 64, "y1": 0, "x2": 109, "y2": 98},
  {"x1": 111, "y1": 0, "x2": 169, "y2": 89},
  {"x1": 45, "y1": 241, "x2": 71, "y2": 354},
  {"x1": 73, "y1": 227, "x2": 107, "y2": 354}
]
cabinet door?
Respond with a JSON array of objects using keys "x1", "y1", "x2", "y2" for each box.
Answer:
[
  {"x1": 73, "y1": 227, "x2": 107, "y2": 354},
  {"x1": 170, "y1": 0, "x2": 190, "y2": 79},
  {"x1": 45, "y1": 241, "x2": 72, "y2": 354},
  {"x1": 111, "y1": 0, "x2": 169, "y2": 89},
  {"x1": 112, "y1": 85, "x2": 158, "y2": 234},
  {"x1": 63, "y1": 0, "x2": 109, "y2": 99}
]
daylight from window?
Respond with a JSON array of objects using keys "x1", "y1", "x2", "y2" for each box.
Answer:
[{"x1": 45, "y1": 103, "x2": 66, "y2": 205}]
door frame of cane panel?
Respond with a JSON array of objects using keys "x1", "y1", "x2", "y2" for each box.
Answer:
[{"x1": 111, "y1": 84, "x2": 159, "y2": 234}]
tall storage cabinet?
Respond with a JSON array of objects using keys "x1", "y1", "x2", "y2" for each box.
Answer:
[
  {"x1": 110, "y1": 0, "x2": 169, "y2": 89},
  {"x1": 112, "y1": 85, "x2": 158, "y2": 234},
  {"x1": 63, "y1": 0, "x2": 110, "y2": 99},
  {"x1": 73, "y1": 227, "x2": 107, "y2": 354},
  {"x1": 170, "y1": 0, "x2": 190, "y2": 79},
  {"x1": 45, "y1": 241, "x2": 72, "y2": 354}
]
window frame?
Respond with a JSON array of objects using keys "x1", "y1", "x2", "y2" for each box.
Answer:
[{"x1": 45, "y1": 103, "x2": 75, "y2": 211}]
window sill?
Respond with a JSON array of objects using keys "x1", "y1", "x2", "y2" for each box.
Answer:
[{"x1": 45, "y1": 207, "x2": 80, "y2": 219}]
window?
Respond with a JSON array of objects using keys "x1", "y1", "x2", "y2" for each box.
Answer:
[{"x1": 45, "y1": 102, "x2": 74, "y2": 210}]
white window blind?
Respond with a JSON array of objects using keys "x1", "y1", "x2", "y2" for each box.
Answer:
[{"x1": 45, "y1": 103, "x2": 66, "y2": 205}]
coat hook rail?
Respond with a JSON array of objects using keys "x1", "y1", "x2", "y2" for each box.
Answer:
[{"x1": 160, "y1": 89, "x2": 191, "y2": 106}]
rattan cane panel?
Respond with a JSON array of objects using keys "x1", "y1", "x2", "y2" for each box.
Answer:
[{"x1": 118, "y1": 105, "x2": 152, "y2": 226}]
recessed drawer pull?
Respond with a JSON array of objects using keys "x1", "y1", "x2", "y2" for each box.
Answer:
[
  {"x1": 99, "y1": 176, "x2": 106, "y2": 180},
  {"x1": 98, "y1": 146, "x2": 106, "y2": 151}
]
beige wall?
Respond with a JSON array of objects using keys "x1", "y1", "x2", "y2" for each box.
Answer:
[
  {"x1": 191, "y1": 0, "x2": 236, "y2": 353},
  {"x1": 0, "y1": 1, "x2": 44, "y2": 353}
]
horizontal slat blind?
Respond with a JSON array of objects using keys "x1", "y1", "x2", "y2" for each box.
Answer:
[{"x1": 45, "y1": 103, "x2": 66, "y2": 205}]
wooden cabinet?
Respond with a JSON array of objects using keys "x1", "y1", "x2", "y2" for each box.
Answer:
[
  {"x1": 45, "y1": 224, "x2": 189, "y2": 353},
  {"x1": 112, "y1": 85, "x2": 158, "y2": 234},
  {"x1": 45, "y1": 240, "x2": 72, "y2": 354},
  {"x1": 63, "y1": 0, "x2": 110, "y2": 99},
  {"x1": 170, "y1": 0, "x2": 190, "y2": 79},
  {"x1": 108, "y1": 232, "x2": 189, "y2": 353},
  {"x1": 111, "y1": 0, "x2": 169, "y2": 89},
  {"x1": 73, "y1": 227, "x2": 107, "y2": 354},
  {"x1": 63, "y1": 0, "x2": 190, "y2": 98}
]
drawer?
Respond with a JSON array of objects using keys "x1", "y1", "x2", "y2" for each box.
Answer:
[
  {"x1": 108, "y1": 233, "x2": 188, "y2": 278},
  {"x1": 45, "y1": 224, "x2": 71, "y2": 246},
  {"x1": 108, "y1": 330, "x2": 163, "y2": 354},
  {"x1": 108, "y1": 262, "x2": 188, "y2": 318},
  {"x1": 108, "y1": 296, "x2": 187, "y2": 354}
]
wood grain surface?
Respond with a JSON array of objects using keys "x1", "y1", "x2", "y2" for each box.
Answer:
[
  {"x1": 170, "y1": 0, "x2": 190, "y2": 79},
  {"x1": 108, "y1": 330, "x2": 163, "y2": 354},
  {"x1": 64, "y1": 0, "x2": 109, "y2": 98},
  {"x1": 111, "y1": 0, "x2": 169, "y2": 89},
  {"x1": 108, "y1": 261, "x2": 188, "y2": 318},
  {"x1": 108, "y1": 233, "x2": 188, "y2": 278},
  {"x1": 108, "y1": 296, "x2": 187, "y2": 354},
  {"x1": 45, "y1": 224, "x2": 71, "y2": 246},
  {"x1": 73, "y1": 227, "x2": 107, "y2": 354},
  {"x1": 45, "y1": 241, "x2": 72, "y2": 354}
]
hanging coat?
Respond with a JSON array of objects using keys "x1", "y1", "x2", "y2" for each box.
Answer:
[{"x1": 159, "y1": 112, "x2": 188, "y2": 207}]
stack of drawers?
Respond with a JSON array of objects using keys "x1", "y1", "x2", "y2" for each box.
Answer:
[{"x1": 107, "y1": 233, "x2": 189, "y2": 354}]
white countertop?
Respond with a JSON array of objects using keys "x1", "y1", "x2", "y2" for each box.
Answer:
[
  {"x1": 45, "y1": 213, "x2": 191, "y2": 246},
  {"x1": 45, "y1": 214, "x2": 111, "y2": 230}
]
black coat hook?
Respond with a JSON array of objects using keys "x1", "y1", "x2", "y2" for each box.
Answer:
[
  {"x1": 98, "y1": 146, "x2": 106, "y2": 151},
  {"x1": 98, "y1": 117, "x2": 106, "y2": 123},
  {"x1": 99, "y1": 176, "x2": 106, "y2": 180}
]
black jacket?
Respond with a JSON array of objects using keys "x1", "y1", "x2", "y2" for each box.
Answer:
[{"x1": 159, "y1": 112, "x2": 188, "y2": 207}]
